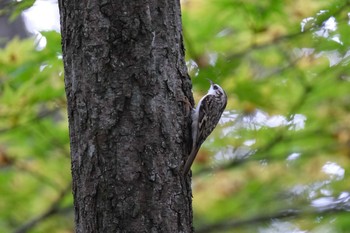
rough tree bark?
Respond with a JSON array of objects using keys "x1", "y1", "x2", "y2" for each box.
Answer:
[{"x1": 58, "y1": 0, "x2": 193, "y2": 232}]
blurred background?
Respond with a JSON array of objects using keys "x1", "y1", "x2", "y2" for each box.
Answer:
[{"x1": 1, "y1": 0, "x2": 350, "y2": 232}]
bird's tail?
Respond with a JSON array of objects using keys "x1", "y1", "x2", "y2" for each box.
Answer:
[{"x1": 182, "y1": 145, "x2": 201, "y2": 176}]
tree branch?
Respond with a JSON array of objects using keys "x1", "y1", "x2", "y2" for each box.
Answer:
[
  {"x1": 196, "y1": 207, "x2": 349, "y2": 233},
  {"x1": 13, "y1": 183, "x2": 72, "y2": 233}
]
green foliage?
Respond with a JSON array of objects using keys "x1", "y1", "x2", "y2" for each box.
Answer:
[
  {"x1": 183, "y1": 0, "x2": 350, "y2": 232},
  {"x1": 0, "y1": 32, "x2": 71, "y2": 232},
  {"x1": 1, "y1": 0, "x2": 350, "y2": 232},
  {"x1": 0, "y1": 0, "x2": 35, "y2": 21}
]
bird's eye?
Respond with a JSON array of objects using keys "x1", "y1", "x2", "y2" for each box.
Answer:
[{"x1": 213, "y1": 85, "x2": 218, "y2": 90}]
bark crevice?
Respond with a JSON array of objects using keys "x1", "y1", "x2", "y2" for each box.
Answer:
[{"x1": 59, "y1": 0, "x2": 193, "y2": 232}]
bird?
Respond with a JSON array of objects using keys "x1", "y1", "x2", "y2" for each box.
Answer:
[{"x1": 183, "y1": 79, "x2": 227, "y2": 176}]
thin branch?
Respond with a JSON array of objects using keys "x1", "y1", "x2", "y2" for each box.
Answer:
[
  {"x1": 196, "y1": 207, "x2": 349, "y2": 233},
  {"x1": 13, "y1": 183, "x2": 72, "y2": 233},
  {"x1": 0, "y1": 108, "x2": 62, "y2": 134},
  {"x1": 14, "y1": 161, "x2": 64, "y2": 191}
]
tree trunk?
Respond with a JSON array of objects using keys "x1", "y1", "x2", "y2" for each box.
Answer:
[{"x1": 58, "y1": 0, "x2": 193, "y2": 232}]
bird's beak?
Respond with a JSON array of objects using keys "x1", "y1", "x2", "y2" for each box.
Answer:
[{"x1": 206, "y1": 78, "x2": 214, "y2": 86}]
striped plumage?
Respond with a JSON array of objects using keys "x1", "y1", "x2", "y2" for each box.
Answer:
[{"x1": 183, "y1": 80, "x2": 227, "y2": 176}]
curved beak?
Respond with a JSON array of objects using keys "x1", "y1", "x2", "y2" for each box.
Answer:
[{"x1": 206, "y1": 78, "x2": 214, "y2": 86}]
